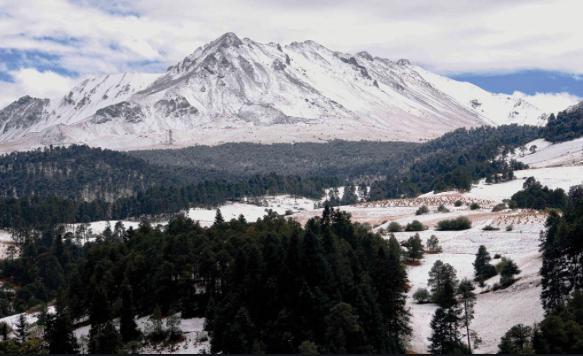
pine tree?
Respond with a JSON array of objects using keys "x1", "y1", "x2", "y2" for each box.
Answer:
[
  {"x1": 457, "y1": 279, "x2": 476, "y2": 353},
  {"x1": 428, "y1": 306, "x2": 463, "y2": 354},
  {"x1": 373, "y1": 238, "x2": 410, "y2": 352},
  {"x1": 0, "y1": 322, "x2": 11, "y2": 341},
  {"x1": 426, "y1": 235, "x2": 442, "y2": 253},
  {"x1": 166, "y1": 313, "x2": 182, "y2": 342},
  {"x1": 15, "y1": 314, "x2": 28, "y2": 345},
  {"x1": 88, "y1": 285, "x2": 120, "y2": 353},
  {"x1": 498, "y1": 324, "x2": 533, "y2": 353},
  {"x1": 147, "y1": 305, "x2": 165, "y2": 342},
  {"x1": 214, "y1": 209, "x2": 225, "y2": 225},
  {"x1": 404, "y1": 233, "x2": 424, "y2": 260},
  {"x1": 498, "y1": 257, "x2": 521, "y2": 287},
  {"x1": 427, "y1": 260, "x2": 458, "y2": 307},
  {"x1": 324, "y1": 302, "x2": 367, "y2": 353},
  {"x1": 48, "y1": 292, "x2": 78, "y2": 354},
  {"x1": 119, "y1": 281, "x2": 140, "y2": 342},
  {"x1": 89, "y1": 321, "x2": 120, "y2": 354},
  {"x1": 473, "y1": 245, "x2": 496, "y2": 286}
]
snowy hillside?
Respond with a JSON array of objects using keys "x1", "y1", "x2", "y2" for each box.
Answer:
[{"x1": 0, "y1": 33, "x2": 560, "y2": 152}]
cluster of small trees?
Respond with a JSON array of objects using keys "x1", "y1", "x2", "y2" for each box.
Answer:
[
  {"x1": 543, "y1": 104, "x2": 583, "y2": 143},
  {"x1": 425, "y1": 261, "x2": 479, "y2": 353},
  {"x1": 510, "y1": 177, "x2": 568, "y2": 210},
  {"x1": 473, "y1": 245, "x2": 520, "y2": 288}
]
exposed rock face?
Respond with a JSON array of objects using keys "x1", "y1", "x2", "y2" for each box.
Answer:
[
  {"x1": 154, "y1": 96, "x2": 199, "y2": 118},
  {"x1": 0, "y1": 96, "x2": 49, "y2": 134},
  {"x1": 92, "y1": 102, "x2": 145, "y2": 124}
]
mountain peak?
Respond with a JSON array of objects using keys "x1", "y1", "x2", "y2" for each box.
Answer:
[{"x1": 210, "y1": 32, "x2": 243, "y2": 49}]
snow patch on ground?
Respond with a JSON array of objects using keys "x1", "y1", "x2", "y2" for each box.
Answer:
[
  {"x1": 513, "y1": 137, "x2": 583, "y2": 168},
  {"x1": 466, "y1": 166, "x2": 583, "y2": 202},
  {"x1": 188, "y1": 195, "x2": 316, "y2": 227},
  {"x1": 387, "y1": 208, "x2": 545, "y2": 353}
]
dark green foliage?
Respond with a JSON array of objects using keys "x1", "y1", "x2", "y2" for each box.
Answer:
[
  {"x1": 405, "y1": 220, "x2": 425, "y2": 232},
  {"x1": 0, "y1": 174, "x2": 337, "y2": 229},
  {"x1": 428, "y1": 307, "x2": 466, "y2": 354},
  {"x1": 403, "y1": 233, "x2": 424, "y2": 260},
  {"x1": 533, "y1": 291, "x2": 583, "y2": 353},
  {"x1": 427, "y1": 260, "x2": 458, "y2": 308},
  {"x1": 427, "y1": 263, "x2": 471, "y2": 354},
  {"x1": 482, "y1": 224, "x2": 500, "y2": 231},
  {"x1": 119, "y1": 281, "x2": 141, "y2": 343},
  {"x1": 387, "y1": 222, "x2": 403, "y2": 233},
  {"x1": 0, "y1": 145, "x2": 187, "y2": 201},
  {"x1": 370, "y1": 125, "x2": 539, "y2": 199},
  {"x1": 539, "y1": 186, "x2": 583, "y2": 312},
  {"x1": 510, "y1": 177, "x2": 568, "y2": 210},
  {"x1": 0, "y1": 322, "x2": 10, "y2": 341},
  {"x1": 436, "y1": 216, "x2": 471, "y2": 231},
  {"x1": 47, "y1": 292, "x2": 78, "y2": 354},
  {"x1": 341, "y1": 184, "x2": 359, "y2": 205},
  {"x1": 469, "y1": 202, "x2": 480, "y2": 210},
  {"x1": 131, "y1": 140, "x2": 417, "y2": 179},
  {"x1": 496, "y1": 257, "x2": 521, "y2": 287},
  {"x1": 426, "y1": 235, "x2": 442, "y2": 254},
  {"x1": 473, "y1": 245, "x2": 497, "y2": 286},
  {"x1": 15, "y1": 314, "x2": 28, "y2": 344},
  {"x1": 413, "y1": 288, "x2": 431, "y2": 304},
  {"x1": 543, "y1": 104, "x2": 583, "y2": 143},
  {"x1": 492, "y1": 203, "x2": 507, "y2": 212},
  {"x1": 2, "y1": 210, "x2": 411, "y2": 353},
  {"x1": 437, "y1": 204, "x2": 450, "y2": 213},
  {"x1": 498, "y1": 324, "x2": 533, "y2": 354},
  {"x1": 457, "y1": 279, "x2": 477, "y2": 353},
  {"x1": 0, "y1": 228, "x2": 84, "y2": 313},
  {"x1": 454, "y1": 200, "x2": 464, "y2": 207},
  {"x1": 415, "y1": 205, "x2": 429, "y2": 215}
]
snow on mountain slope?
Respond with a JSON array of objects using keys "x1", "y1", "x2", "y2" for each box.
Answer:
[
  {"x1": 0, "y1": 33, "x2": 554, "y2": 152},
  {"x1": 511, "y1": 137, "x2": 583, "y2": 168},
  {"x1": 415, "y1": 66, "x2": 548, "y2": 126}
]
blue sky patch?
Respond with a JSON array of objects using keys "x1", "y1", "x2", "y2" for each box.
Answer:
[
  {"x1": 453, "y1": 70, "x2": 583, "y2": 97},
  {"x1": 0, "y1": 48, "x2": 77, "y2": 78}
]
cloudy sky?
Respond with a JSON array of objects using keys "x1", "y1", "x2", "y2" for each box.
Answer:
[{"x1": 0, "y1": 0, "x2": 582, "y2": 107}]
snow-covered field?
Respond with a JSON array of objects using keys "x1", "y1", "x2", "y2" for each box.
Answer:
[
  {"x1": 511, "y1": 137, "x2": 583, "y2": 168},
  {"x1": 187, "y1": 195, "x2": 316, "y2": 227},
  {"x1": 466, "y1": 166, "x2": 583, "y2": 201},
  {"x1": 387, "y1": 208, "x2": 545, "y2": 353}
]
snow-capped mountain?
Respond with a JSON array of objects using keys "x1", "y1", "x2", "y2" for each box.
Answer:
[{"x1": 0, "y1": 33, "x2": 556, "y2": 151}]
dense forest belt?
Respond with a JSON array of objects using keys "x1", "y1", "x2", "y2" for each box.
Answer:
[
  {"x1": 0, "y1": 174, "x2": 338, "y2": 229},
  {"x1": 0, "y1": 209, "x2": 411, "y2": 353},
  {"x1": 0, "y1": 124, "x2": 543, "y2": 229},
  {"x1": 129, "y1": 140, "x2": 418, "y2": 178}
]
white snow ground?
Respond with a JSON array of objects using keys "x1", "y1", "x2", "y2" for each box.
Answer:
[
  {"x1": 512, "y1": 137, "x2": 583, "y2": 168},
  {"x1": 388, "y1": 208, "x2": 546, "y2": 353}
]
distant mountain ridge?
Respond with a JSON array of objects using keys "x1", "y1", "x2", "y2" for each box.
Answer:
[{"x1": 0, "y1": 32, "x2": 558, "y2": 152}]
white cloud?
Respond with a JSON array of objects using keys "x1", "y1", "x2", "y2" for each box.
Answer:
[
  {"x1": 0, "y1": 68, "x2": 75, "y2": 107},
  {"x1": 514, "y1": 91, "x2": 581, "y2": 114},
  {"x1": 0, "y1": 0, "x2": 582, "y2": 106},
  {"x1": 1, "y1": 0, "x2": 583, "y2": 74}
]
